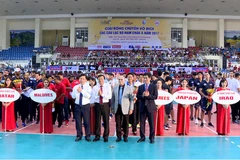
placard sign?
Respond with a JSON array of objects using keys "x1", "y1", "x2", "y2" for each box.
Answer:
[
  {"x1": 0, "y1": 88, "x2": 20, "y2": 102},
  {"x1": 155, "y1": 90, "x2": 173, "y2": 105},
  {"x1": 212, "y1": 90, "x2": 240, "y2": 105},
  {"x1": 30, "y1": 89, "x2": 56, "y2": 103},
  {"x1": 173, "y1": 90, "x2": 201, "y2": 105}
]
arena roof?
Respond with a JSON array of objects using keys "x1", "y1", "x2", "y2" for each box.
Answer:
[{"x1": 0, "y1": 0, "x2": 239, "y2": 19}]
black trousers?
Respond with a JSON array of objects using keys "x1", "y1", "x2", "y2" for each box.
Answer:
[
  {"x1": 129, "y1": 102, "x2": 140, "y2": 132},
  {"x1": 52, "y1": 103, "x2": 63, "y2": 125},
  {"x1": 140, "y1": 106, "x2": 155, "y2": 141},
  {"x1": 0, "y1": 102, "x2": 2, "y2": 121},
  {"x1": 31, "y1": 100, "x2": 39, "y2": 121},
  {"x1": 68, "y1": 99, "x2": 75, "y2": 119},
  {"x1": 94, "y1": 103, "x2": 110, "y2": 140},
  {"x1": 21, "y1": 95, "x2": 31, "y2": 123},
  {"x1": 231, "y1": 101, "x2": 240, "y2": 122},
  {"x1": 115, "y1": 105, "x2": 129, "y2": 138},
  {"x1": 14, "y1": 97, "x2": 23, "y2": 122},
  {"x1": 75, "y1": 104, "x2": 90, "y2": 138}
]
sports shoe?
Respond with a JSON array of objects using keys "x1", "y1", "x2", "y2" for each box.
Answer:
[
  {"x1": 195, "y1": 119, "x2": 199, "y2": 124},
  {"x1": 172, "y1": 120, "x2": 177, "y2": 124},
  {"x1": 128, "y1": 124, "x2": 132, "y2": 128},
  {"x1": 166, "y1": 124, "x2": 172, "y2": 128},
  {"x1": 190, "y1": 117, "x2": 194, "y2": 121},
  {"x1": 22, "y1": 123, "x2": 26, "y2": 127},
  {"x1": 137, "y1": 124, "x2": 140, "y2": 128},
  {"x1": 203, "y1": 119, "x2": 206, "y2": 124},
  {"x1": 200, "y1": 123, "x2": 204, "y2": 128},
  {"x1": 164, "y1": 125, "x2": 169, "y2": 130},
  {"x1": 65, "y1": 120, "x2": 69, "y2": 126},
  {"x1": 208, "y1": 122, "x2": 214, "y2": 127}
]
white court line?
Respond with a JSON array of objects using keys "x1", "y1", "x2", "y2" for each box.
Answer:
[
  {"x1": 172, "y1": 106, "x2": 240, "y2": 149},
  {"x1": 114, "y1": 130, "x2": 116, "y2": 137},
  {"x1": 3, "y1": 122, "x2": 36, "y2": 137},
  {"x1": 12, "y1": 122, "x2": 36, "y2": 133}
]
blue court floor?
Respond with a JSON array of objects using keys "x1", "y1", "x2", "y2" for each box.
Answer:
[{"x1": 0, "y1": 133, "x2": 240, "y2": 159}]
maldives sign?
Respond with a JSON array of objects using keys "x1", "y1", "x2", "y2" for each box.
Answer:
[
  {"x1": 30, "y1": 89, "x2": 56, "y2": 103},
  {"x1": 173, "y1": 90, "x2": 201, "y2": 105},
  {"x1": 155, "y1": 90, "x2": 173, "y2": 105},
  {"x1": 212, "y1": 90, "x2": 240, "y2": 105},
  {"x1": 0, "y1": 88, "x2": 20, "y2": 102}
]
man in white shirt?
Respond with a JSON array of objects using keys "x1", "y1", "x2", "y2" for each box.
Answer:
[
  {"x1": 214, "y1": 73, "x2": 222, "y2": 89},
  {"x1": 90, "y1": 75, "x2": 112, "y2": 142},
  {"x1": 227, "y1": 71, "x2": 240, "y2": 123},
  {"x1": 71, "y1": 74, "x2": 92, "y2": 142}
]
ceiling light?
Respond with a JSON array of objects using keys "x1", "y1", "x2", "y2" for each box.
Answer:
[
  {"x1": 201, "y1": 0, "x2": 204, "y2": 2},
  {"x1": 15, "y1": 1, "x2": 19, "y2": 3},
  {"x1": 196, "y1": 9, "x2": 199, "y2": 11},
  {"x1": 215, "y1": 9, "x2": 219, "y2": 12},
  {"x1": 35, "y1": 1, "x2": 38, "y2": 3},
  {"x1": 221, "y1": 0, "x2": 225, "y2": 2}
]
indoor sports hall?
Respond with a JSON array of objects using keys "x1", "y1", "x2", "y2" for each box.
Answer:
[{"x1": 0, "y1": 0, "x2": 240, "y2": 159}]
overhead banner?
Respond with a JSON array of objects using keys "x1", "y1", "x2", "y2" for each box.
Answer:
[
  {"x1": 175, "y1": 67, "x2": 192, "y2": 73},
  {"x1": 104, "y1": 68, "x2": 150, "y2": 74},
  {"x1": 62, "y1": 66, "x2": 79, "y2": 72},
  {"x1": 88, "y1": 19, "x2": 171, "y2": 50}
]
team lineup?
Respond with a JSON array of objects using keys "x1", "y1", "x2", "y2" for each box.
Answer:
[{"x1": 1, "y1": 69, "x2": 239, "y2": 144}]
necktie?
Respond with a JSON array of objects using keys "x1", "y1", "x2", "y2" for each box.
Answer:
[
  {"x1": 119, "y1": 86, "x2": 123, "y2": 105},
  {"x1": 79, "y1": 85, "x2": 83, "y2": 106},
  {"x1": 100, "y1": 86, "x2": 103, "y2": 104},
  {"x1": 145, "y1": 84, "x2": 148, "y2": 91}
]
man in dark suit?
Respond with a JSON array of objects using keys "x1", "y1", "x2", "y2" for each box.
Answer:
[{"x1": 137, "y1": 72, "x2": 158, "y2": 144}]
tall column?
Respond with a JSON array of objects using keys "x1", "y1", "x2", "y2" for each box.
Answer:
[
  {"x1": 70, "y1": 17, "x2": 76, "y2": 48},
  {"x1": 0, "y1": 18, "x2": 10, "y2": 49},
  {"x1": 182, "y1": 18, "x2": 188, "y2": 48},
  {"x1": 218, "y1": 19, "x2": 224, "y2": 48},
  {"x1": 35, "y1": 18, "x2": 42, "y2": 48}
]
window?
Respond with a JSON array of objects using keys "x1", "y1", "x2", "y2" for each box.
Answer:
[
  {"x1": 76, "y1": 28, "x2": 88, "y2": 42},
  {"x1": 171, "y1": 28, "x2": 182, "y2": 43},
  {"x1": 208, "y1": 60, "x2": 218, "y2": 66}
]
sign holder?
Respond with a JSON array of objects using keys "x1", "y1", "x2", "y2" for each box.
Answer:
[
  {"x1": 212, "y1": 90, "x2": 240, "y2": 136},
  {"x1": 154, "y1": 90, "x2": 173, "y2": 136},
  {"x1": 173, "y1": 90, "x2": 201, "y2": 136},
  {"x1": 42, "y1": 104, "x2": 45, "y2": 134},
  {"x1": 5, "y1": 105, "x2": 7, "y2": 133},
  {"x1": 30, "y1": 88, "x2": 57, "y2": 134},
  {"x1": 0, "y1": 88, "x2": 21, "y2": 133}
]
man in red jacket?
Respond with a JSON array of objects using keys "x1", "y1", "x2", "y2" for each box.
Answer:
[
  {"x1": 58, "y1": 72, "x2": 71, "y2": 126},
  {"x1": 54, "y1": 76, "x2": 66, "y2": 128}
]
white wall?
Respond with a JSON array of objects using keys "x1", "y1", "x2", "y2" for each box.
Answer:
[
  {"x1": 8, "y1": 19, "x2": 35, "y2": 30},
  {"x1": 0, "y1": 19, "x2": 3, "y2": 50},
  {"x1": 42, "y1": 18, "x2": 70, "y2": 30},
  {"x1": 188, "y1": 19, "x2": 218, "y2": 31},
  {"x1": 0, "y1": 17, "x2": 229, "y2": 49},
  {"x1": 225, "y1": 20, "x2": 240, "y2": 30}
]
